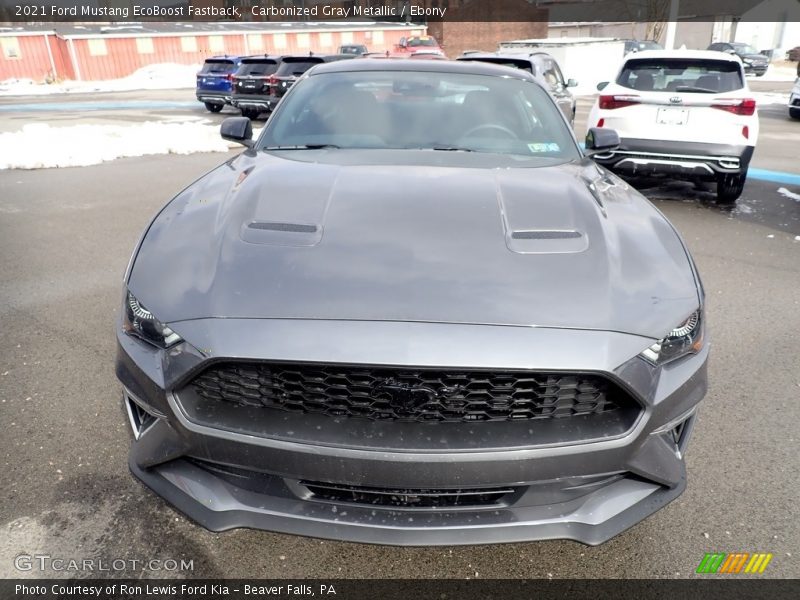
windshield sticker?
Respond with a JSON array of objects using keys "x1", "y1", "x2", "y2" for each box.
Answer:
[{"x1": 528, "y1": 142, "x2": 560, "y2": 153}]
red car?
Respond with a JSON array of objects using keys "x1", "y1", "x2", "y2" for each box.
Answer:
[{"x1": 391, "y1": 35, "x2": 446, "y2": 58}]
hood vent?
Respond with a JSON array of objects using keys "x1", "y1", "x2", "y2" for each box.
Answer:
[
  {"x1": 512, "y1": 230, "x2": 582, "y2": 240},
  {"x1": 248, "y1": 221, "x2": 318, "y2": 233}
]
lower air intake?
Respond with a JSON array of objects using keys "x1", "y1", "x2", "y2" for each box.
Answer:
[{"x1": 301, "y1": 481, "x2": 516, "y2": 508}]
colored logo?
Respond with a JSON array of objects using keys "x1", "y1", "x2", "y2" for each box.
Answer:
[{"x1": 696, "y1": 553, "x2": 773, "y2": 574}]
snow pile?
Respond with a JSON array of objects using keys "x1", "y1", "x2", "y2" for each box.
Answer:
[
  {"x1": 0, "y1": 63, "x2": 200, "y2": 96},
  {"x1": 0, "y1": 121, "x2": 255, "y2": 169},
  {"x1": 777, "y1": 187, "x2": 800, "y2": 201},
  {"x1": 759, "y1": 63, "x2": 799, "y2": 82}
]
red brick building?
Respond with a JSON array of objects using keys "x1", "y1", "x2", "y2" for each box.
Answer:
[
  {"x1": 0, "y1": 22, "x2": 423, "y2": 82},
  {"x1": 423, "y1": 0, "x2": 548, "y2": 57}
]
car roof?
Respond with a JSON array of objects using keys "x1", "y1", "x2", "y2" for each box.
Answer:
[
  {"x1": 308, "y1": 58, "x2": 538, "y2": 81},
  {"x1": 459, "y1": 51, "x2": 552, "y2": 61},
  {"x1": 625, "y1": 49, "x2": 741, "y2": 62},
  {"x1": 240, "y1": 55, "x2": 284, "y2": 62},
  {"x1": 205, "y1": 56, "x2": 247, "y2": 62}
]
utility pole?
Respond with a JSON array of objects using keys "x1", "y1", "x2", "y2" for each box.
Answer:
[{"x1": 664, "y1": 0, "x2": 680, "y2": 49}]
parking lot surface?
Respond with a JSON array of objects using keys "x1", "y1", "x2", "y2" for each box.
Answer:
[{"x1": 0, "y1": 81, "x2": 799, "y2": 579}]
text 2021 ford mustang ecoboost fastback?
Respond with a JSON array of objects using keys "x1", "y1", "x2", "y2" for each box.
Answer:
[{"x1": 116, "y1": 60, "x2": 707, "y2": 545}]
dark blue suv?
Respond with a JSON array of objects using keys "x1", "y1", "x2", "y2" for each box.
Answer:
[{"x1": 196, "y1": 56, "x2": 248, "y2": 112}]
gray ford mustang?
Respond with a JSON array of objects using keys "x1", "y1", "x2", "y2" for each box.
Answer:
[{"x1": 116, "y1": 59, "x2": 707, "y2": 545}]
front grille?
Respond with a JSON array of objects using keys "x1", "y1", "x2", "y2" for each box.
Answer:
[
  {"x1": 188, "y1": 362, "x2": 634, "y2": 423},
  {"x1": 302, "y1": 481, "x2": 515, "y2": 508}
]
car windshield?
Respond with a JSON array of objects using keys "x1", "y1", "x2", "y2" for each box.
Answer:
[
  {"x1": 408, "y1": 37, "x2": 437, "y2": 47},
  {"x1": 237, "y1": 61, "x2": 279, "y2": 76},
  {"x1": 639, "y1": 41, "x2": 662, "y2": 50},
  {"x1": 732, "y1": 43, "x2": 759, "y2": 55},
  {"x1": 617, "y1": 59, "x2": 744, "y2": 93},
  {"x1": 259, "y1": 70, "x2": 578, "y2": 160}
]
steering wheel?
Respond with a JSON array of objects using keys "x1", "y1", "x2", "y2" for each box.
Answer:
[{"x1": 460, "y1": 123, "x2": 517, "y2": 140}]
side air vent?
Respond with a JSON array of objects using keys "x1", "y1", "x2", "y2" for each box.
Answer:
[
  {"x1": 248, "y1": 221, "x2": 318, "y2": 233},
  {"x1": 512, "y1": 230, "x2": 582, "y2": 240}
]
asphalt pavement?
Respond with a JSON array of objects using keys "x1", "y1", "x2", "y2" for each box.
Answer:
[{"x1": 0, "y1": 83, "x2": 799, "y2": 579}]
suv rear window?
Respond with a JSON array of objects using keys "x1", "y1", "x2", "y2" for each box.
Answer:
[
  {"x1": 276, "y1": 59, "x2": 323, "y2": 76},
  {"x1": 236, "y1": 60, "x2": 279, "y2": 76},
  {"x1": 200, "y1": 60, "x2": 236, "y2": 74},
  {"x1": 461, "y1": 57, "x2": 534, "y2": 74},
  {"x1": 617, "y1": 59, "x2": 743, "y2": 93}
]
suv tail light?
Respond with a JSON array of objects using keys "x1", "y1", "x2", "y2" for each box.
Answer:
[
  {"x1": 226, "y1": 73, "x2": 234, "y2": 83},
  {"x1": 711, "y1": 98, "x2": 756, "y2": 116},
  {"x1": 598, "y1": 95, "x2": 640, "y2": 110}
]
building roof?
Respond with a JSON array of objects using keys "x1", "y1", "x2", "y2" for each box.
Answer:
[{"x1": 0, "y1": 21, "x2": 421, "y2": 39}]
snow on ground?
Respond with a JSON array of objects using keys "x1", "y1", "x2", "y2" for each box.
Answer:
[
  {"x1": 0, "y1": 63, "x2": 200, "y2": 96},
  {"x1": 753, "y1": 91, "x2": 791, "y2": 105},
  {"x1": 758, "y1": 62, "x2": 799, "y2": 82},
  {"x1": 0, "y1": 120, "x2": 262, "y2": 170},
  {"x1": 777, "y1": 187, "x2": 800, "y2": 201}
]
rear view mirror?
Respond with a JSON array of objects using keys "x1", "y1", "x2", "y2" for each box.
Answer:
[
  {"x1": 220, "y1": 117, "x2": 254, "y2": 148},
  {"x1": 596, "y1": 81, "x2": 609, "y2": 91},
  {"x1": 585, "y1": 127, "x2": 620, "y2": 154},
  {"x1": 566, "y1": 78, "x2": 578, "y2": 88}
]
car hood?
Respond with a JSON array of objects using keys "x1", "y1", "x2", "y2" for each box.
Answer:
[
  {"x1": 129, "y1": 152, "x2": 699, "y2": 339},
  {"x1": 740, "y1": 53, "x2": 768, "y2": 62}
]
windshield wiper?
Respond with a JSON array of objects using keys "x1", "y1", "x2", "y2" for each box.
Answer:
[
  {"x1": 263, "y1": 144, "x2": 341, "y2": 150},
  {"x1": 419, "y1": 145, "x2": 475, "y2": 152},
  {"x1": 674, "y1": 86, "x2": 717, "y2": 93}
]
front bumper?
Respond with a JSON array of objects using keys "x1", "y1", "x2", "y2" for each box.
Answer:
[
  {"x1": 743, "y1": 63, "x2": 768, "y2": 75},
  {"x1": 593, "y1": 138, "x2": 754, "y2": 179},
  {"x1": 116, "y1": 318, "x2": 708, "y2": 546}
]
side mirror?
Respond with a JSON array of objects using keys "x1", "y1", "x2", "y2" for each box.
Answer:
[
  {"x1": 596, "y1": 81, "x2": 609, "y2": 91},
  {"x1": 585, "y1": 127, "x2": 620, "y2": 155},
  {"x1": 566, "y1": 78, "x2": 578, "y2": 88},
  {"x1": 221, "y1": 117, "x2": 254, "y2": 148}
]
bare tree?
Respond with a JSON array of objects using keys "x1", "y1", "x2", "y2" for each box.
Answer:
[{"x1": 618, "y1": 0, "x2": 671, "y2": 42}]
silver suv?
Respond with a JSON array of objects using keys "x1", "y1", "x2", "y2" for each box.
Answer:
[{"x1": 457, "y1": 51, "x2": 578, "y2": 125}]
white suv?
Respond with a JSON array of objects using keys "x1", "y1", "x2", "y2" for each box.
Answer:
[{"x1": 587, "y1": 50, "x2": 758, "y2": 203}]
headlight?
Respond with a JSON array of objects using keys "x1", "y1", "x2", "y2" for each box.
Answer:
[
  {"x1": 640, "y1": 309, "x2": 704, "y2": 365},
  {"x1": 123, "y1": 290, "x2": 182, "y2": 348}
]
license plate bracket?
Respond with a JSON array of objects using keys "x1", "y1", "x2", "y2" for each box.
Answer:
[{"x1": 657, "y1": 107, "x2": 689, "y2": 125}]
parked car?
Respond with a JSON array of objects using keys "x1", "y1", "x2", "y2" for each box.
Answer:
[
  {"x1": 707, "y1": 42, "x2": 769, "y2": 76},
  {"x1": 118, "y1": 58, "x2": 708, "y2": 546},
  {"x1": 785, "y1": 45, "x2": 800, "y2": 61},
  {"x1": 195, "y1": 56, "x2": 248, "y2": 113},
  {"x1": 588, "y1": 50, "x2": 758, "y2": 203},
  {"x1": 623, "y1": 39, "x2": 664, "y2": 54},
  {"x1": 790, "y1": 78, "x2": 800, "y2": 120},
  {"x1": 268, "y1": 54, "x2": 354, "y2": 105},
  {"x1": 392, "y1": 35, "x2": 445, "y2": 57},
  {"x1": 231, "y1": 56, "x2": 284, "y2": 120},
  {"x1": 338, "y1": 44, "x2": 368, "y2": 56},
  {"x1": 457, "y1": 51, "x2": 578, "y2": 125}
]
